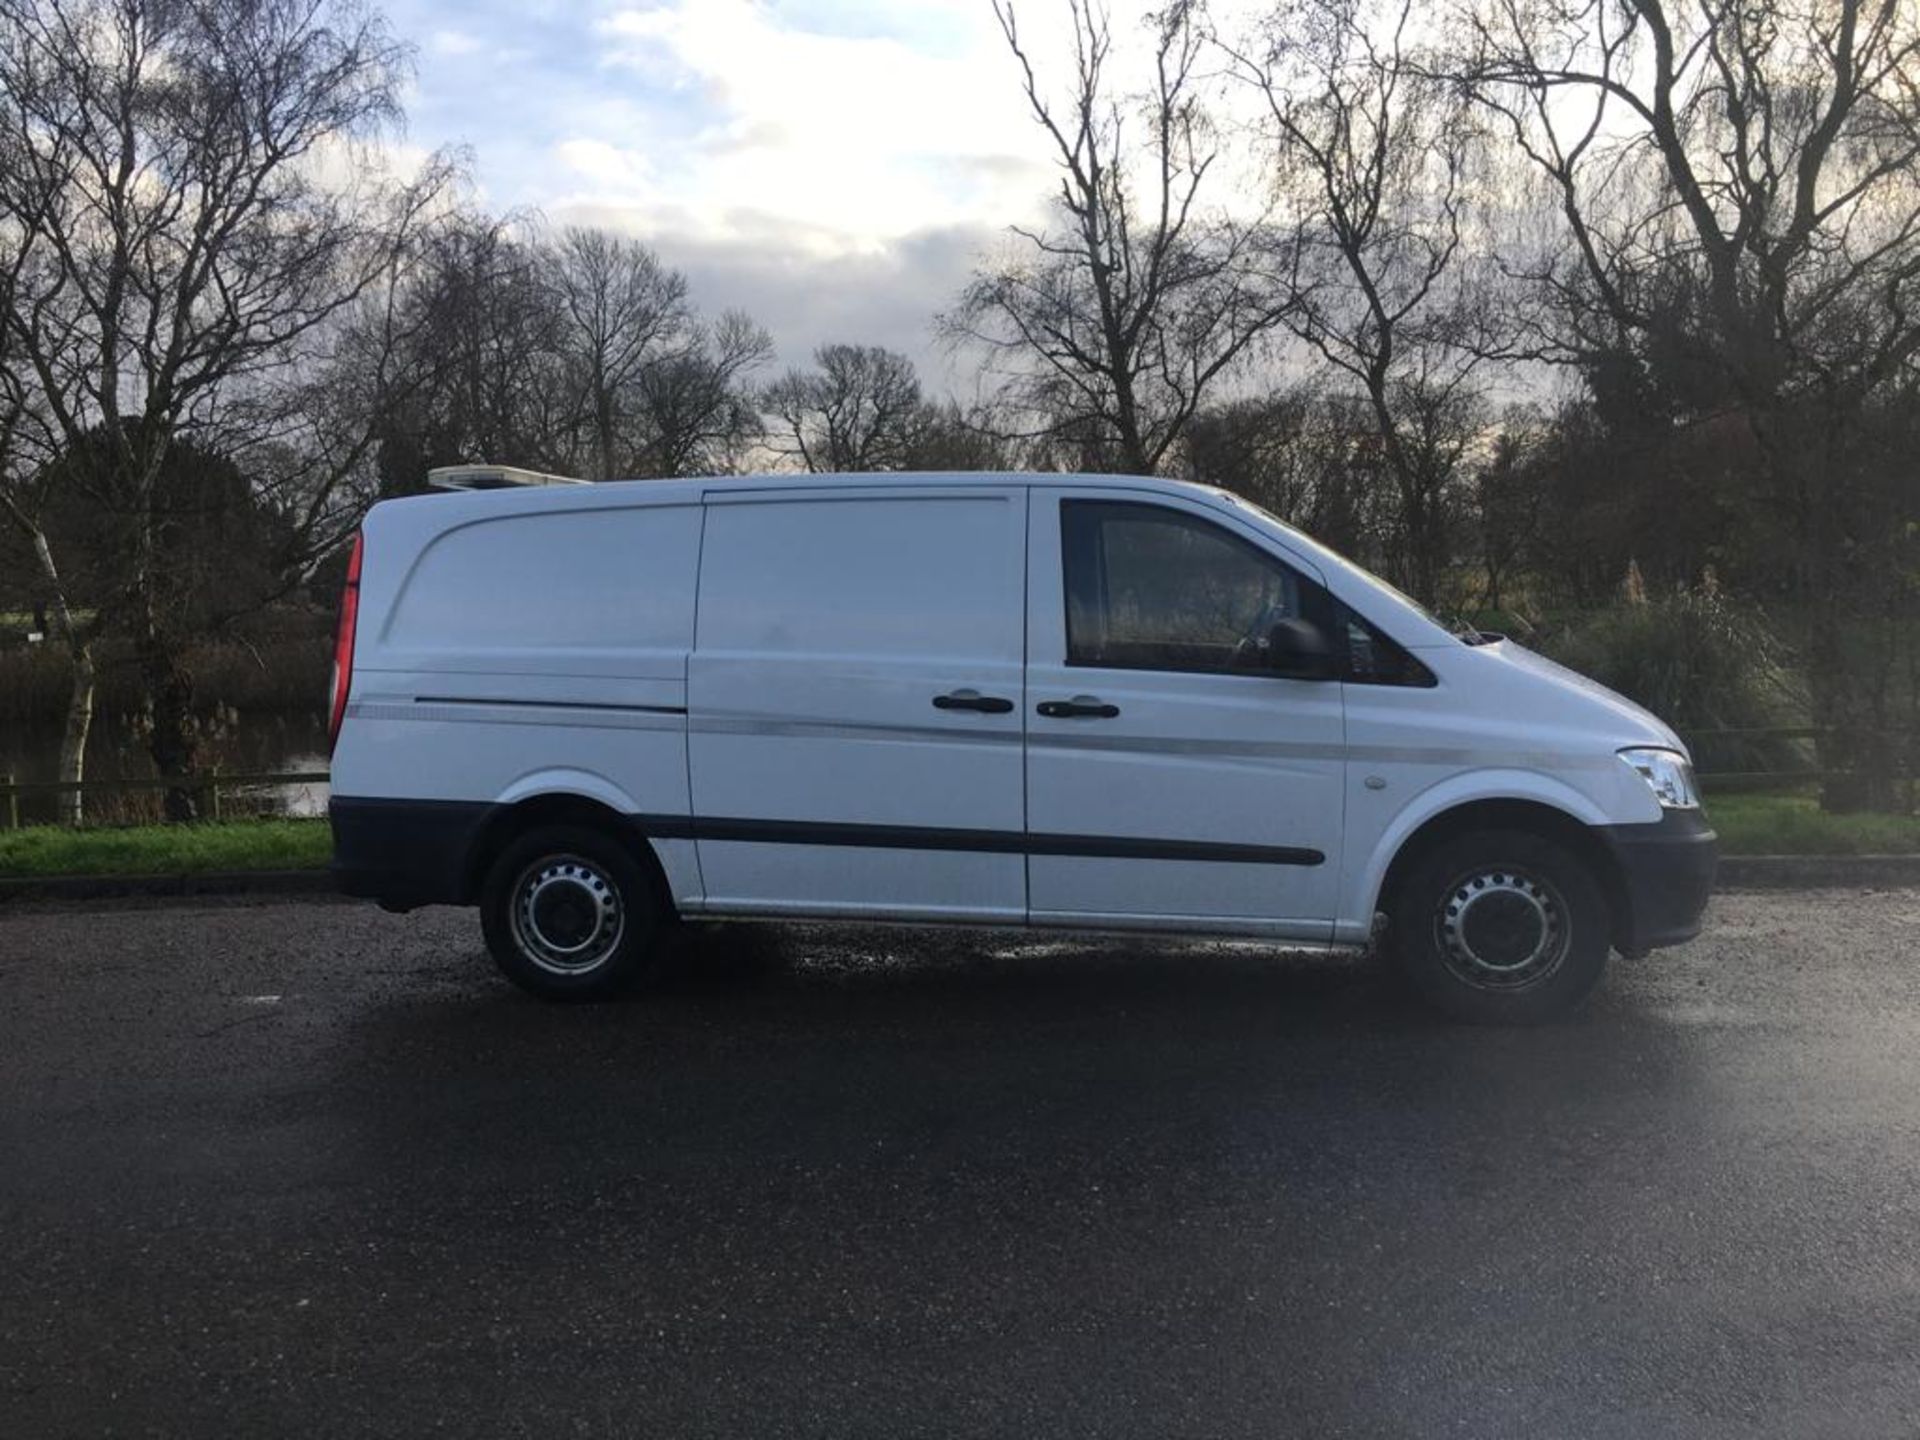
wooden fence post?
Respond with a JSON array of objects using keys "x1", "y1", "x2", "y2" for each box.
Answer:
[
  {"x1": 3, "y1": 773, "x2": 16, "y2": 831},
  {"x1": 206, "y1": 767, "x2": 223, "y2": 823}
]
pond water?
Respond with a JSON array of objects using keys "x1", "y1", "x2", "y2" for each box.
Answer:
[{"x1": 0, "y1": 711, "x2": 330, "y2": 826}]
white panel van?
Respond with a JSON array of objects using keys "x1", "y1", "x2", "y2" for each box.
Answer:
[{"x1": 328, "y1": 472, "x2": 1716, "y2": 1022}]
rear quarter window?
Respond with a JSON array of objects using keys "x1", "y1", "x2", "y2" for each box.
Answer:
[{"x1": 384, "y1": 505, "x2": 701, "y2": 649}]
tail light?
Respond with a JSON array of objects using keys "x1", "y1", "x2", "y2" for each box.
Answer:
[{"x1": 327, "y1": 531, "x2": 364, "y2": 752}]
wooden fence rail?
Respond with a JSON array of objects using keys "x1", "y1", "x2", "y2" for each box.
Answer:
[
  {"x1": 0, "y1": 770, "x2": 329, "y2": 795},
  {"x1": 0, "y1": 770, "x2": 328, "y2": 828}
]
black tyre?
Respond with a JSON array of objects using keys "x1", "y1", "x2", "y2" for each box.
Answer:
[
  {"x1": 1386, "y1": 828, "x2": 1611, "y2": 1024},
  {"x1": 479, "y1": 824, "x2": 663, "y2": 1000}
]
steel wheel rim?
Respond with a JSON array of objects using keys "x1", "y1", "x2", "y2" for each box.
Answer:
[
  {"x1": 1433, "y1": 866, "x2": 1570, "y2": 991},
  {"x1": 510, "y1": 856, "x2": 625, "y2": 976}
]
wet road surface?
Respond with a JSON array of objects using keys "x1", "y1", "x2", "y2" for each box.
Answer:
[{"x1": 2, "y1": 890, "x2": 1918, "y2": 1438}]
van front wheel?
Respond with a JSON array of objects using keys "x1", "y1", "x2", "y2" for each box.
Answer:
[
  {"x1": 480, "y1": 825, "x2": 661, "y2": 1000},
  {"x1": 1387, "y1": 829, "x2": 1611, "y2": 1024}
]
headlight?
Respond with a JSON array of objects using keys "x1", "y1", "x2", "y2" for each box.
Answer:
[{"x1": 1619, "y1": 747, "x2": 1700, "y2": 810}]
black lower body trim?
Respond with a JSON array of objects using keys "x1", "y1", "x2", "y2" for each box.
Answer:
[
  {"x1": 677, "y1": 815, "x2": 1323, "y2": 866},
  {"x1": 331, "y1": 797, "x2": 493, "y2": 910},
  {"x1": 331, "y1": 798, "x2": 1323, "y2": 911},
  {"x1": 1600, "y1": 809, "x2": 1718, "y2": 954}
]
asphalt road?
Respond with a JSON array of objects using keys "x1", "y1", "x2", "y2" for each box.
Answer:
[{"x1": 2, "y1": 890, "x2": 1918, "y2": 1439}]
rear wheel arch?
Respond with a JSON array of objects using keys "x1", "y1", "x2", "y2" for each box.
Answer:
[
  {"x1": 1376, "y1": 798, "x2": 1630, "y2": 949},
  {"x1": 462, "y1": 792, "x2": 676, "y2": 919}
]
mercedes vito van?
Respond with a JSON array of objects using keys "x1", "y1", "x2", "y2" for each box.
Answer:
[{"x1": 328, "y1": 469, "x2": 1716, "y2": 1022}]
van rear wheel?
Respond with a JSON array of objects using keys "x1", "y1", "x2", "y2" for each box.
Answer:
[
  {"x1": 480, "y1": 825, "x2": 661, "y2": 1000},
  {"x1": 1386, "y1": 828, "x2": 1610, "y2": 1024}
]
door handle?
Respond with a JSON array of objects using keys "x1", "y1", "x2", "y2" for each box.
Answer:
[
  {"x1": 933, "y1": 689, "x2": 1015, "y2": 714},
  {"x1": 1037, "y1": 696, "x2": 1120, "y2": 719}
]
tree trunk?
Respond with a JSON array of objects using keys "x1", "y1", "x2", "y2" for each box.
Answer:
[
  {"x1": 2, "y1": 498, "x2": 95, "y2": 824},
  {"x1": 1393, "y1": 477, "x2": 1445, "y2": 607},
  {"x1": 596, "y1": 386, "x2": 616, "y2": 482},
  {"x1": 57, "y1": 643, "x2": 94, "y2": 827},
  {"x1": 121, "y1": 466, "x2": 201, "y2": 823},
  {"x1": 137, "y1": 626, "x2": 200, "y2": 823}
]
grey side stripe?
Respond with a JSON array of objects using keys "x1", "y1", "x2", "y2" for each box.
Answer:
[{"x1": 350, "y1": 700, "x2": 686, "y2": 732}]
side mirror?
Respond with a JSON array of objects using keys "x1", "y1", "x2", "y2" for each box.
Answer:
[{"x1": 1265, "y1": 617, "x2": 1337, "y2": 681}]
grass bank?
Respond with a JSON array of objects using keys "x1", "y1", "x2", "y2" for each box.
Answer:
[
  {"x1": 1706, "y1": 792, "x2": 1920, "y2": 855},
  {"x1": 0, "y1": 818, "x2": 330, "y2": 878}
]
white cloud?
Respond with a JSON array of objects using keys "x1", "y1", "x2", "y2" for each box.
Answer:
[
  {"x1": 554, "y1": 137, "x2": 655, "y2": 197},
  {"x1": 548, "y1": 206, "x2": 996, "y2": 375},
  {"x1": 587, "y1": 0, "x2": 1052, "y2": 250},
  {"x1": 306, "y1": 132, "x2": 439, "y2": 195},
  {"x1": 429, "y1": 28, "x2": 483, "y2": 56}
]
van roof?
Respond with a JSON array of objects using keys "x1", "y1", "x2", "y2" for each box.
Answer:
[{"x1": 381, "y1": 469, "x2": 1227, "y2": 515}]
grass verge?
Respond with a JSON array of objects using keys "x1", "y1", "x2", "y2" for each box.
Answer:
[
  {"x1": 1705, "y1": 791, "x2": 1920, "y2": 855},
  {"x1": 0, "y1": 818, "x2": 330, "y2": 878}
]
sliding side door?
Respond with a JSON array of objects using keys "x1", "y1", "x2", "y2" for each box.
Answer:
[{"x1": 687, "y1": 485, "x2": 1028, "y2": 921}]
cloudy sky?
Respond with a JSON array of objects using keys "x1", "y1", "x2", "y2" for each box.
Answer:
[{"x1": 373, "y1": 0, "x2": 1168, "y2": 387}]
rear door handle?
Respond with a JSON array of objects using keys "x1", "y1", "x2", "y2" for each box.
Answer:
[
  {"x1": 933, "y1": 689, "x2": 1015, "y2": 714},
  {"x1": 1037, "y1": 696, "x2": 1120, "y2": 719}
]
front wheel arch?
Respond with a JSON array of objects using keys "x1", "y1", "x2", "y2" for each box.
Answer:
[{"x1": 1375, "y1": 799, "x2": 1630, "y2": 953}]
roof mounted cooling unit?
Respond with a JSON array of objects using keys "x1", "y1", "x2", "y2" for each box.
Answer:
[{"x1": 427, "y1": 464, "x2": 590, "y2": 491}]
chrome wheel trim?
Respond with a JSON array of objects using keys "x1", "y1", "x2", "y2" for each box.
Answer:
[
  {"x1": 510, "y1": 856, "x2": 625, "y2": 976},
  {"x1": 1433, "y1": 867, "x2": 1570, "y2": 991}
]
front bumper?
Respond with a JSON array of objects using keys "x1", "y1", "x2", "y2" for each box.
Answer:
[{"x1": 1598, "y1": 808, "x2": 1718, "y2": 955}]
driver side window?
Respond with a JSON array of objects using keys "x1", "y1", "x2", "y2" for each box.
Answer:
[{"x1": 1061, "y1": 500, "x2": 1306, "y2": 673}]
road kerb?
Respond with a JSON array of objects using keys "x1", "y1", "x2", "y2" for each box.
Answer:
[{"x1": 0, "y1": 868, "x2": 338, "y2": 905}]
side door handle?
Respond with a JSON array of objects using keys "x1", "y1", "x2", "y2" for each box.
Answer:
[
  {"x1": 1037, "y1": 696, "x2": 1120, "y2": 719},
  {"x1": 933, "y1": 689, "x2": 1015, "y2": 714}
]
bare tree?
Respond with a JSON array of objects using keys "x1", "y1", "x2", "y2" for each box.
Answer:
[
  {"x1": 1470, "y1": 413, "x2": 1548, "y2": 615},
  {"x1": 1184, "y1": 389, "x2": 1326, "y2": 520},
  {"x1": 0, "y1": 0, "x2": 452, "y2": 817},
  {"x1": 1224, "y1": 0, "x2": 1495, "y2": 601},
  {"x1": 550, "y1": 228, "x2": 693, "y2": 481},
  {"x1": 221, "y1": 199, "x2": 468, "y2": 582},
  {"x1": 946, "y1": 0, "x2": 1291, "y2": 475},
  {"x1": 1185, "y1": 387, "x2": 1391, "y2": 563},
  {"x1": 0, "y1": 177, "x2": 93, "y2": 823},
  {"x1": 630, "y1": 310, "x2": 772, "y2": 477},
  {"x1": 764, "y1": 344, "x2": 925, "y2": 472},
  {"x1": 1452, "y1": 0, "x2": 1920, "y2": 806},
  {"x1": 359, "y1": 222, "x2": 770, "y2": 487},
  {"x1": 386, "y1": 216, "x2": 574, "y2": 477},
  {"x1": 900, "y1": 398, "x2": 1024, "y2": 472}
]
